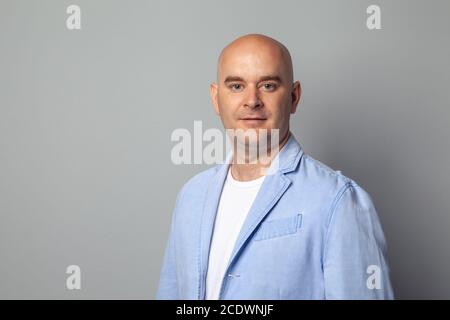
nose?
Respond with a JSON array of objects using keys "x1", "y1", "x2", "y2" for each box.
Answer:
[{"x1": 243, "y1": 85, "x2": 262, "y2": 109}]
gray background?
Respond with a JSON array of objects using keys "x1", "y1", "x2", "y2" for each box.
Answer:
[{"x1": 1, "y1": 0, "x2": 449, "y2": 299}]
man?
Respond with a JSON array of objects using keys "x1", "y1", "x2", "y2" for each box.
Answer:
[{"x1": 157, "y1": 34, "x2": 394, "y2": 299}]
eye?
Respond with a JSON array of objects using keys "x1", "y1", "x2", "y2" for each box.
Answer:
[
  {"x1": 229, "y1": 83, "x2": 244, "y2": 92},
  {"x1": 261, "y1": 82, "x2": 277, "y2": 92}
]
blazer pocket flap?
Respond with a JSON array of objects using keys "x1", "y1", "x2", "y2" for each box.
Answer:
[{"x1": 253, "y1": 213, "x2": 302, "y2": 241}]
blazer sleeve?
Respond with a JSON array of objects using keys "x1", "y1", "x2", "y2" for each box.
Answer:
[
  {"x1": 155, "y1": 188, "x2": 184, "y2": 300},
  {"x1": 323, "y1": 183, "x2": 394, "y2": 299}
]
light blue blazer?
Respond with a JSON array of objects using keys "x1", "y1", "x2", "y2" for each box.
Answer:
[{"x1": 157, "y1": 134, "x2": 394, "y2": 299}]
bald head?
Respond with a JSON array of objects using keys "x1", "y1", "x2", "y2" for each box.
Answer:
[{"x1": 217, "y1": 34, "x2": 294, "y2": 84}]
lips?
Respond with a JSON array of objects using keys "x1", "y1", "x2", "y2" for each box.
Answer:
[
  {"x1": 240, "y1": 116, "x2": 267, "y2": 120},
  {"x1": 239, "y1": 118, "x2": 267, "y2": 127}
]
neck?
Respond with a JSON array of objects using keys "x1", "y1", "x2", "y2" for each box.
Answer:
[{"x1": 230, "y1": 130, "x2": 291, "y2": 181}]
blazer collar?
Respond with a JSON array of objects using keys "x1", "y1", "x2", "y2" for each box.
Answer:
[{"x1": 214, "y1": 132, "x2": 304, "y2": 175}]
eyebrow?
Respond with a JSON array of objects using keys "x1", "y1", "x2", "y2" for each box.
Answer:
[{"x1": 223, "y1": 75, "x2": 282, "y2": 84}]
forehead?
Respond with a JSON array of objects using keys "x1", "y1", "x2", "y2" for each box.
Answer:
[{"x1": 218, "y1": 43, "x2": 288, "y2": 82}]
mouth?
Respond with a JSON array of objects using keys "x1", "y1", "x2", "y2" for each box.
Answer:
[{"x1": 240, "y1": 116, "x2": 267, "y2": 121}]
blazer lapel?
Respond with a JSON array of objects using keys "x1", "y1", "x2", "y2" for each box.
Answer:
[
  {"x1": 197, "y1": 134, "x2": 304, "y2": 299},
  {"x1": 198, "y1": 156, "x2": 230, "y2": 299},
  {"x1": 225, "y1": 134, "x2": 304, "y2": 277},
  {"x1": 226, "y1": 172, "x2": 292, "y2": 270}
]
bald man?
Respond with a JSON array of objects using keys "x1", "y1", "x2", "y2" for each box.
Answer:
[{"x1": 157, "y1": 34, "x2": 394, "y2": 300}]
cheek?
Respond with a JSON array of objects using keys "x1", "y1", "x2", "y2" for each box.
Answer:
[
  {"x1": 218, "y1": 93, "x2": 241, "y2": 115},
  {"x1": 264, "y1": 94, "x2": 290, "y2": 118},
  {"x1": 220, "y1": 92, "x2": 241, "y2": 106}
]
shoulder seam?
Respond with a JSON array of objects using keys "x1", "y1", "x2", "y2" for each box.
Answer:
[
  {"x1": 303, "y1": 154, "x2": 350, "y2": 181},
  {"x1": 322, "y1": 182, "x2": 355, "y2": 265}
]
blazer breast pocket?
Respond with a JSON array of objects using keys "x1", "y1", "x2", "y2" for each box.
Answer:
[{"x1": 253, "y1": 213, "x2": 303, "y2": 241}]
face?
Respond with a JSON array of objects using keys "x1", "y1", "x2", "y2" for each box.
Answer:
[{"x1": 210, "y1": 39, "x2": 301, "y2": 146}]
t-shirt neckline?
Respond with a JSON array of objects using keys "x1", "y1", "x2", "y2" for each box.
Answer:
[{"x1": 226, "y1": 166, "x2": 266, "y2": 188}]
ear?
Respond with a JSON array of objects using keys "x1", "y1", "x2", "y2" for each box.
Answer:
[
  {"x1": 290, "y1": 81, "x2": 302, "y2": 114},
  {"x1": 210, "y1": 82, "x2": 220, "y2": 116}
]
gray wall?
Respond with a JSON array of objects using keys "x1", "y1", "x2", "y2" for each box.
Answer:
[{"x1": 1, "y1": 0, "x2": 449, "y2": 299}]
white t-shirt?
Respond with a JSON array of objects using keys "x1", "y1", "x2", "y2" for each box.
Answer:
[{"x1": 205, "y1": 166, "x2": 266, "y2": 300}]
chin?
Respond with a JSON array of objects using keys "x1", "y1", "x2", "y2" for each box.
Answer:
[{"x1": 231, "y1": 127, "x2": 277, "y2": 144}]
